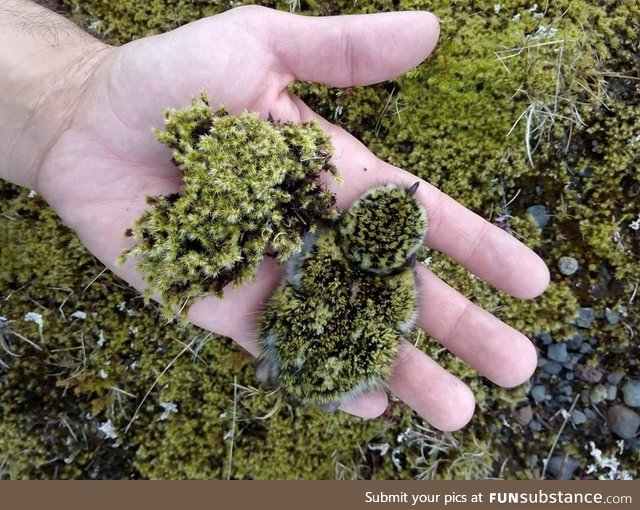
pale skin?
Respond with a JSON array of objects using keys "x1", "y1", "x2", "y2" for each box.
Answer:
[{"x1": 1, "y1": 1, "x2": 549, "y2": 431}]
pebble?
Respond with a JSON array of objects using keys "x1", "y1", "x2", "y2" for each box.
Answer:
[
  {"x1": 605, "y1": 307, "x2": 620, "y2": 325},
  {"x1": 546, "y1": 455, "x2": 580, "y2": 480},
  {"x1": 571, "y1": 410, "x2": 587, "y2": 425},
  {"x1": 575, "y1": 364, "x2": 603, "y2": 383},
  {"x1": 526, "y1": 205, "x2": 551, "y2": 229},
  {"x1": 575, "y1": 307, "x2": 595, "y2": 328},
  {"x1": 558, "y1": 256, "x2": 579, "y2": 276},
  {"x1": 589, "y1": 283, "x2": 605, "y2": 299},
  {"x1": 560, "y1": 384, "x2": 573, "y2": 396},
  {"x1": 568, "y1": 334, "x2": 583, "y2": 350},
  {"x1": 548, "y1": 343, "x2": 569, "y2": 363},
  {"x1": 580, "y1": 389, "x2": 591, "y2": 406},
  {"x1": 514, "y1": 405, "x2": 533, "y2": 426},
  {"x1": 565, "y1": 372, "x2": 575, "y2": 381},
  {"x1": 584, "y1": 408, "x2": 596, "y2": 420},
  {"x1": 607, "y1": 385, "x2": 618, "y2": 401},
  {"x1": 622, "y1": 380, "x2": 640, "y2": 408},
  {"x1": 590, "y1": 384, "x2": 608, "y2": 405},
  {"x1": 580, "y1": 166, "x2": 594, "y2": 178},
  {"x1": 564, "y1": 353, "x2": 582, "y2": 370},
  {"x1": 539, "y1": 332, "x2": 553, "y2": 345},
  {"x1": 529, "y1": 420, "x2": 543, "y2": 432},
  {"x1": 607, "y1": 405, "x2": 640, "y2": 439},
  {"x1": 531, "y1": 385, "x2": 547, "y2": 403},
  {"x1": 543, "y1": 361, "x2": 563, "y2": 376},
  {"x1": 537, "y1": 357, "x2": 548, "y2": 368},
  {"x1": 579, "y1": 343, "x2": 592, "y2": 354},
  {"x1": 607, "y1": 372, "x2": 624, "y2": 385}
]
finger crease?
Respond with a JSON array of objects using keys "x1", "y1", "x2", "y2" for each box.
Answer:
[
  {"x1": 444, "y1": 300, "x2": 476, "y2": 347},
  {"x1": 462, "y1": 220, "x2": 491, "y2": 268},
  {"x1": 339, "y1": 28, "x2": 356, "y2": 86},
  {"x1": 424, "y1": 189, "x2": 446, "y2": 246}
]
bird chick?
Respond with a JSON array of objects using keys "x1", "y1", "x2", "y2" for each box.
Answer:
[{"x1": 257, "y1": 183, "x2": 428, "y2": 411}]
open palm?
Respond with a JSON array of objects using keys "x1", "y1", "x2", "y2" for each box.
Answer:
[{"x1": 36, "y1": 6, "x2": 549, "y2": 430}]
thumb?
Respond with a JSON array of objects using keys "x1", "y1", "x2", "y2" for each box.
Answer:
[{"x1": 234, "y1": 6, "x2": 440, "y2": 87}]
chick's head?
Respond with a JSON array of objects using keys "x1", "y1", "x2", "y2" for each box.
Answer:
[{"x1": 338, "y1": 183, "x2": 427, "y2": 274}]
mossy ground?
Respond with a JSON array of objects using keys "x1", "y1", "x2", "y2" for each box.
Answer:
[{"x1": 1, "y1": 0, "x2": 638, "y2": 479}]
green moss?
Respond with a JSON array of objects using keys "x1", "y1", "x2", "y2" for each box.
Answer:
[
  {"x1": 3, "y1": 0, "x2": 638, "y2": 479},
  {"x1": 63, "y1": 0, "x2": 237, "y2": 44},
  {"x1": 119, "y1": 93, "x2": 340, "y2": 318}
]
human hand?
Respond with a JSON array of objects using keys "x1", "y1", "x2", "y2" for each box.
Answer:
[{"x1": 24, "y1": 5, "x2": 549, "y2": 430}]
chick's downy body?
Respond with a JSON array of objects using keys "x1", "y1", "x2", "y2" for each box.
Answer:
[{"x1": 257, "y1": 184, "x2": 428, "y2": 410}]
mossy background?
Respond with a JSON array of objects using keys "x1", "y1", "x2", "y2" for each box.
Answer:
[{"x1": 1, "y1": 0, "x2": 638, "y2": 479}]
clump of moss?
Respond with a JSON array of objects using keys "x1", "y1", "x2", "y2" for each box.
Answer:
[{"x1": 119, "y1": 93, "x2": 340, "y2": 316}]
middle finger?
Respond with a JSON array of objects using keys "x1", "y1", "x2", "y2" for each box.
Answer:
[{"x1": 415, "y1": 264, "x2": 537, "y2": 387}]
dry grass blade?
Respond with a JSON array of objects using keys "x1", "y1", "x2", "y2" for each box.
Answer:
[
  {"x1": 124, "y1": 336, "x2": 197, "y2": 433},
  {"x1": 541, "y1": 394, "x2": 579, "y2": 479}
]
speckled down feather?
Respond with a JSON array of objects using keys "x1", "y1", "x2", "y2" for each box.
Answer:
[{"x1": 257, "y1": 183, "x2": 428, "y2": 410}]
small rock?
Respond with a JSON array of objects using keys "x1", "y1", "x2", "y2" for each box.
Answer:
[
  {"x1": 526, "y1": 205, "x2": 551, "y2": 229},
  {"x1": 590, "y1": 384, "x2": 608, "y2": 405},
  {"x1": 599, "y1": 266, "x2": 613, "y2": 285},
  {"x1": 607, "y1": 372, "x2": 624, "y2": 385},
  {"x1": 558, "y1": 257, "x2": 579, "y2": 276},
  {"x1": 543, "y1": 361, "x2": 563, "y2": 376},
  {"x1": 575, "y1": 307, "x2": 595, "y2": 328},
  {"x1": 607, "y1": 405, "x2": 640, "y2": 439},
  {"x1": 527, "y1": 454, "x2": 539, "y2": 468},
  {"x1": 579, "y1": 343, "x2": 592, "y2": 354},
  {"x1": 514, "y1": 405, "x2": 533, "y2": 426},
  {"x1": 546, "y1": 455, "x2": 581, "y2": 480},
  {"x1": 584, "y1": 409, "x2": 596, "y2": 420},
  {"x1": 537, "y1": 357, "x2": 548, "y2": 368},
  {"x1": 565, "y1": 372, "x2": 575, "y2": 381},
  {"x1": 563, "y1": 354, "x2": 583, "y2": 370},
  {"x1": 575, "y1": 364, "x2": 603, "y2": 383},
  {"x1": 531, "y1": 385, "x2": 547, "y2": 403},
  {"x1": 605, "y1": 307, "x2": 620, "y2": 325},
  {"x1": 580, "y1": 166, "x2": 594, "y2": 178},
  {"x1": 539, "y1": 332, "x2": 553, "y2": 345},
  {"x1": 580, "y1": 389, "x2": 591, "y2": 406},
  {"x1": 571, "y1": 410, "x2": 587, "y2": 425},
  {"x1": 529, "y1": 420, "x2": 543, "y2": 432},
  {"x1": 607, "y1": 385, "x2": 618, "y2": 401},
  {"x1": 589, "y1": 284, "x2": 606, "y2": 298},
  {"x1": 622, "y1": 380, "x2": 640, "y2": 408},
  {"x1": 568, "y1": 334, "x2": 584, "y2": 350},
  {"x1": 560, "y1": 384, "x2": 573, "y2": 396},
  {"x1": 548, "y1": 343, "x2": 569, "y2": 363}
]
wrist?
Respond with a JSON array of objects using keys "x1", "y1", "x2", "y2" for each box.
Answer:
[{"x1": 0, "y1": 1, "x2": 110, "y2": 190}]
